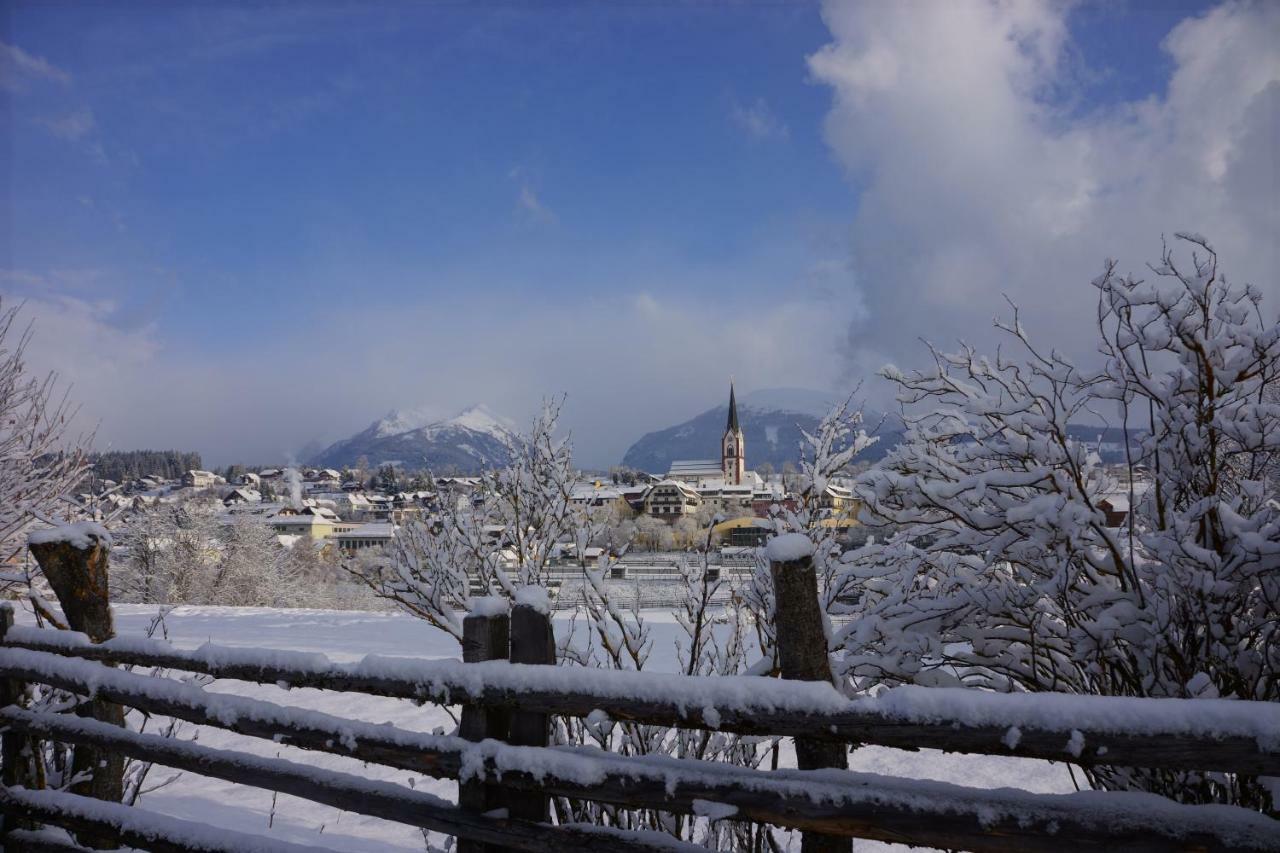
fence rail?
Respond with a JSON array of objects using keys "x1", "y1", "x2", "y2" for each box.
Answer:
[
  {"x1": 4, "y1": 624, "x2": 1276, "y2": 776},
  {"x1": 1, "y1": 549, "x2": 1278, "y2": 852}
]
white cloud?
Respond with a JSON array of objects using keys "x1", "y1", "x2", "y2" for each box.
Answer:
[
  {"x1": 730, "y1": 97, "x2": 789, "y2": 140},
  {"x1": 38, "y1": 107, "x2": 96, "y2": 140},
  {"x1": 517, "y1": 184, "x2": 558, "y2": 225},
  {"x1": 809, "y1": 0, "x2": 1280, "y2": 381},
  {"x1": 5, "y1": 285, "x2": 843, "y2": 468},
  {"x1": 0, "y1": 41, "x2": 70, "y2": 91}
]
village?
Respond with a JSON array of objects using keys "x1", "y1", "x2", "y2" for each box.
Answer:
[
  {"x1": 69, "y1": 388, "x2": 862, "y2": 595},
  {"x1": 60, "y1": 384, "x2": 1150, "y2": 616}
]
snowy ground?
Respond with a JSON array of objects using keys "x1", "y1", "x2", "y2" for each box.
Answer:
[{"x1": 18, "y1": 604, "x2": 1078, "y2": 851}]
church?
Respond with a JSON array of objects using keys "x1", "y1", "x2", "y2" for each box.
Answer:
[{"x1": 664, "y1": 383, "x2": 766, "y2": 494}]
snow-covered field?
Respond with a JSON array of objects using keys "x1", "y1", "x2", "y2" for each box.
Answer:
[{"x1": 21, "y1": 604, "x2": 1077, "y2": 851}]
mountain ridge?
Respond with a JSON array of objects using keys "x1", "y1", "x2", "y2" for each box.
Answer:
[
  {"x1": 308, "y1": 404, "x2": 514, "y2": 472},
  {"x1": 621, "y1": 388, "x2": 905, "y2": 474}
]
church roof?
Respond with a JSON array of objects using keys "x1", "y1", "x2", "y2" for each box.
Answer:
[
  {"x1": 667, "y1": 459, "x2": 723, "y2": 479},
  {"x1": 726, "y1": 382, "x2": 740, "y2": 432}
]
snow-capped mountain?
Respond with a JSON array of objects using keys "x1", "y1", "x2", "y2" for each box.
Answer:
[
  {"x1": 620, "y1": 388, "x2": 904, "y2": 474},
  {"x1": 309, "y1": 404, "x2": 515, "y2": 473},
  {"x1": 620, "y1": 387, "x2": 1137, "y2": 475}
]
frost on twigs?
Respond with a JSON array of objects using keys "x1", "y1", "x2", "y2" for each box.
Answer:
[
  {"x1": 844, "y1": 235, "x2": 1280, "y2": 812},
  {"x1": 346, "y1": 397, "x2": 593, "y2": 640},
  {"x1": 0, "y1": 298, "x2": 91, "y2": 575}
]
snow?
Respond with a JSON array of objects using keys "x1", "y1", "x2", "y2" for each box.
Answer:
[
  {"x1": 11, "y1": 649, "x2": 1275, "y2": 851},
  {"x1": 691, "y1": 799, "x2": 737, "y2": 821},
  {"x1": 866, "y1": 685, "x2": 1280, "y2": 750},
  {"x1": 27, "y1": 520, "x2": 113, "y2": 550},
  {"x1": 765, "y1": 533, "x2": 815, "y2": 562},
  {"x1": 1, "y1": 786, "x2": 340, "y2": 852},
  {"x1": 514, "y1": 584, "x2": 550, "y2": 615},
  {"x1": 444, "y1": 404, "x2": 515, "y2": 437},
  {"x1": 5, "y1": 605, "x2": 1081, "y2": 852},
  {"x1": 468, "y1": 597, "x2": 508, "y2": 618},
  {"x1": 373, "y1": 405, "x2": 443, "y2": 439}
]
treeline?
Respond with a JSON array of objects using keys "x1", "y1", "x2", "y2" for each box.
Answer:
[{"x1": 89, "y1": 450, "x2": 203, "y2": 483}]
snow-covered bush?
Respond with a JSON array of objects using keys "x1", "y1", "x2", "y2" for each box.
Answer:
[
  {"x1": 843, "y1": 235, "x2": 1279, "y2": 811},
  {"x1": 112, "y1": 498, "x2": 364, "y2": 608},
  {"x1": 743, "y1": 397, "x2": 878, "y2": 675}
]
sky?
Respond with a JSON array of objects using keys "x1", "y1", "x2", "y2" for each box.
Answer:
[{"x1": 2, "y1": 0, "x2": 1277, "y2": 468}]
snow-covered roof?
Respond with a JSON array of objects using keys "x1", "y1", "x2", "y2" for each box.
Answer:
[
  {"x1": 570, "y1": 483, "x2": 623, "y2": 501},
  {"x1": 649, "y1": 479, "x2": 702, "y2": 499},
  {"x1": 336, "y1": 523, "x2": 396, "y2": 539},
  {"x1": 666, "y1": 460, "x2": 723, "y2": 478}
]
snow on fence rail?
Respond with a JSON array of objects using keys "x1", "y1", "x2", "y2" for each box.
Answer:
[
  {"x1": 4, "y1": 645, "x2": 1277, "y2": 851},
  {"x1": 4, "y1": 622, "x2": 1278, "y2": 776},
  {"x1": 2, "y1": 551, "x2": 1279, "y2": 852}
]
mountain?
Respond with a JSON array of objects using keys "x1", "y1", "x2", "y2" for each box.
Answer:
[
  {"x1": 309, "y1": 405, "x2": 515, "y2": 473},
  {"x1": 620, "y1": 387, "x2": 1136, "y2": 475},
  {"x1": 620, "y1": 388, "x2": 905, "y2": 474}
]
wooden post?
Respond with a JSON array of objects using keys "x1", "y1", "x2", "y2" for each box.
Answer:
[
  {"x1": 0, "y1": 603, "x2": 33, "y2": 839},
  {"x1": 28, "y1": 528, "x2": 125, "y2": 848},
  {"x1": 458, "y1": 606, "x2": 511, "y2": 853},
  {"x1": 507, "y1": 598, "x2": 555, "y2": 823},
  {"x1": 771, "y1": 546, "x2": 849, "y2": 853}
]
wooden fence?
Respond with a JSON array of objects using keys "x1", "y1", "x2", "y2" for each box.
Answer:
[{"x1": 0, "y1": 550, "x2": 1278, "y2": 852}]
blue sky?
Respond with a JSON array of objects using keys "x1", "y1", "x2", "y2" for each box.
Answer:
[
  {"x1": 7, "y1": 4, "x2": 849, "y2": 336},
  {"x1": 4, "y1": 0, "x2": 1276, "y2": 467}
]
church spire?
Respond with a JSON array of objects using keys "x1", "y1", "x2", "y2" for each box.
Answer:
[
  {"x1": 722, "y1": 381, "x2": 745, "y2": 485},
  {"x1": 726, "y1": 381, "x2": 740, "y2": 432}
]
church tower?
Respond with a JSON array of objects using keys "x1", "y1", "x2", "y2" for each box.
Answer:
[{"x1": 722, "y1": 382, "x2": 745, "y2": 485}]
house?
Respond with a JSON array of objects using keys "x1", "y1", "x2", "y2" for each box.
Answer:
[
  {"x1": 642, "y1": 480, "x2": 703, "y2": 519},
  {"x1": 235, "y1": 472, "x2": 261, "y2": 487},
  {"x1": 183, "y1": 470, "x2": 221, "y2": 488},
  {"x1": 1098, "y1": 495, "x2": 1130, "y2": 528},
  {"x1": 306, "y1": 469, "x2": 342, "y2": 491},
  {"x1": 569, "y1": 482, "x2": 624, "y2": 507},
  {"x1": 334, "y1": 522, "x2": 397, "y2": 553},
  {"x1": 222, "y1": 488, "x2": 262, "y2": 506},
  {"x1": 818, "y1": 483, "x2": 857, "y2": 513},
  {"x1": 266, "y1": 506, "x2": 355, "y2": 540},
  {"x1": 712, "y1": 516, "x2": 774, "y2": 547},
  {"x1": 335, "y1": 491, "x2": 373, "y2": 519}
]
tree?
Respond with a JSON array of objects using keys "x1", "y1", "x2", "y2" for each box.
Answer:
[
  {"x1": 350, "y1": 399, "x2": 593, "y2": 638},
  {"x1": 373, "y1": 463, "x2": 401, "y2": 493},
  {"x1": 112, "y1": 496, "x2": 352, "y2": 608},
  {"x1": 0, "y1": 300, "x2": 89, "y2": 569},
  {"x1": 844, "y1": 236, "x2": 1278, "y2": 811},
  {"x1": 347, "y1": 399, "x2": 780, "y2": 844}
]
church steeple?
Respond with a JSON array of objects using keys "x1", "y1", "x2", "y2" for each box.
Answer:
[{"x1": 722, "y1": 381, "x2": 745, "y2": 485}]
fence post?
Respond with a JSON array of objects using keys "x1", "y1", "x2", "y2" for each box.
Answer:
[
  {"x1": 508, "y1": 588, "x2": 555, "y2": 823},
  {"x1": 0, "y1": 603, "x2": 34, "y2": 839},
  {"x1": 28, "y1": 528, "x2": 126, "y2": 844},
  {"x1": 770, "y1": 536, "x2": 849, "y2": 853},
  {"x1": 458, "y1": 602, "x2": 511, "y2": 853}
]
